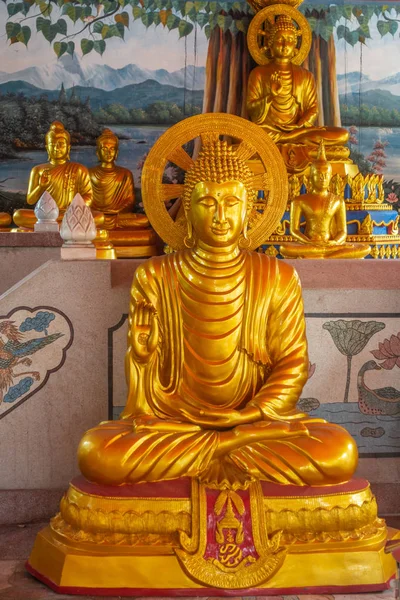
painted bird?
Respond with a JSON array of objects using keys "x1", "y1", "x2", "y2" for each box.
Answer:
[{"x1": 0, "y1": 320, "x2": 63, "y2": 403}]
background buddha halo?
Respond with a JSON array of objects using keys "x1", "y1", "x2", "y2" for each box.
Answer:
[
  {"x1": 247, "y1": 4, "x2": 312, "y2": 67},
  {"x1": 141, "y1": 113, "x2": 288, "y2": 251}
]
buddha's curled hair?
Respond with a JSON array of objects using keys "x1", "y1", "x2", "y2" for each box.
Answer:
[
  {"x1": 183, "y1": 139, "x2": 256, "y2": 211},
  {"x1": 45, "y1": 121, "x2": 71, "y2": 145}
]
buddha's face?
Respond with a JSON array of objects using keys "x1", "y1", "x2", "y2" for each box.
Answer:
[
  {"x1": 98, "y1": 139, "x2": 118, "y2": 164},
  {"x1": 271, "y1": 30, "x2": 297, "y2": 60},
  {"x1": 47, "y1": 135, "x2": 69, "y2": 162},
  {"x1": 189, "y1": 181, "x2": 248, "y2": 247},
  {"x1": 310, "y1": 162, "x2": 332, "y2": 192}
]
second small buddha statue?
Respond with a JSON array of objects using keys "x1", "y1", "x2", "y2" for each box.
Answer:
[
  {"x1": 280, "y1": 142, "x2": 371, "y2": 258},
  {"x1": 89, "y1": 129, "x2": 156, "y2": 257}
]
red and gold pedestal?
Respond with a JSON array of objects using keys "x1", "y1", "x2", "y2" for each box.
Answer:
[{"x1": 27, "y1": 476, "x2": 398, "y2": 596}]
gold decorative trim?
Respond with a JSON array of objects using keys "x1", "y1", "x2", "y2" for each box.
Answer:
[
  {"x1": 141, "y1": 113, "x2": 288, "y2": 251},
  {"x1": 247, "y1": 4, "x2": 312, "y2": 66}
]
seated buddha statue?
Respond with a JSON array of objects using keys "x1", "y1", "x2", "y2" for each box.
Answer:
[
  {"x1": 89, "y1": 129, "x2": 149, "y2": 230},
  {"x1": 247, "y1": 15, "x2": 348, "y2": 147},
  {"x1": 78, "y1": 138, "x2": 357, "y2": 487},
  {"x1": 280, "y1": 143, "x2": 370, "y2": 259},
  {"x1": 13, "y1": 121, "x2": 103, "y2": 229},
  {"x1": 246, "y1": 13, "x2": 352, "y2": 174},
  {"x1": 88, "y1": 129, "x2": 156, "y2": 257},
  {"x1": 27, "y1": 115, "x2": 396, "y2": 594}
]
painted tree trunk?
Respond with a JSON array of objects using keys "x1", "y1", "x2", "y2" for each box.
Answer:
[
  {"x1": 307, "y1": 33, "x2": 341, "y2": 127},
  {"x1": 307, "y1": 33, "x2": 324, "y2": 126},
  {"x1": 202, "y1": 21, "x2": 255, "y2": 118}
]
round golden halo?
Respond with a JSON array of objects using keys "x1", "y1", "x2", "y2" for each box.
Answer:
[
  {"x1": 141, "y1": 113, "x2": 288, "y2": 251},
  {"x1": 247, "y1": 4, "x2": 312, "y2": 67}
]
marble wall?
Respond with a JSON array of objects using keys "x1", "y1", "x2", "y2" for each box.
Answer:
[{"x1": 0, "y1": 258, "x2": 399, "y2": 524}]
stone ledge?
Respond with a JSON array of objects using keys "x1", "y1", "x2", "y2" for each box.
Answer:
[{"x1": 0, "y1": 232, "x2": 62, "y2": 247}]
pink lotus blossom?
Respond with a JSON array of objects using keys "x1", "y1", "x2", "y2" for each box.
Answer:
[
  {"x1": 387, "y1": 192, "x2": 398, "y2": 204},
  {"x1": 371, "y1": 332, "x2": 400, "y2": 369}
]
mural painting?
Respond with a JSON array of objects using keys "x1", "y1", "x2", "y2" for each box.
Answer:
[
  {"x1": 0, "y1": 306, "x2": 73, "y2": 419},
  {"x1": 109, "y1": 312, "x2": 400, "y2": 457},
  {"x1": 0, "y1": 1, "x2": 400, "y2": 217}
]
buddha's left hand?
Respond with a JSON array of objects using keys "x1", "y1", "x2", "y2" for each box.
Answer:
[{"x1": 178, "y1": 405, "x2": 261, "y2": 429}]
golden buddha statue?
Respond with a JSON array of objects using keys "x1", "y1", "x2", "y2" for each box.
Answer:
[
  {"x1": 89, "y1": 129, "x2": 148, "y2": 229},
  {"x1": 13, "y1": 122, "x2": 103, "y2": 230},
  {"x1": 88, "y1": 129, "x2": 156, "y2": 257},
  {"x1": 28, "y1": 115, "x2": 397, "y2": 594},
  {"x1": 246, "y1": 7, "x2": 353, "y2": 174},
  {"x1": 280, "y1": 143, "x2": 370, "y2": 258},
  {"x1": 78, "y1": 140, "x2": 357, "y2": 487}
]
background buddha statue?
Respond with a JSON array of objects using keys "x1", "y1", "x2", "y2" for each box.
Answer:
[
  {"x1": 280, "y1": 143, "x2": 371, "y2": 258},
  {"x1": 78, "y1": 135, "x2": 358, "y2": 488},
  {"x1": 247, "y1": 15, "x2": 348, "y2": 147},
  {"x1": 89, "y1": 129, "x2": 149, "y2": 230},
  {"x1": 13, "y1": 121, "x2": 102, "y2": 229}
]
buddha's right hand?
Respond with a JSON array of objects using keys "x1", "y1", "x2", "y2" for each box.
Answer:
[
  {"x1": 271, "y1": 72, "x2": 283, "y2": 97},
  {"x1": 39, "y1": 169, "x2": 51, "y2": 187},
  {"x1": 130, "y1": 301, "x2": 159, "y2": 362}
]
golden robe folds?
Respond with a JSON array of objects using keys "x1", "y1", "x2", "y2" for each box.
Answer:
[{"x1": 79, "y1": 252, "x2": 357, "y2": 487}]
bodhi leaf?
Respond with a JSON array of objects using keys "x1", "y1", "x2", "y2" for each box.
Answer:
[
  {"x1": 16, "y1": 25, "x2": 31, "y2": 45},
  {"x1": 178, "y1": 18, "x2": 193, "y2": 36},
  {"x1": 166, "y1": 13, "x2": 180, "y2": 29},
  {"x1": 141, "y1": 11, "x2": 154, "y2": 27},
  {"x1": 7, "y1": 3, "x2": 24, "y2": 17},
  {"x1": 54, "y1": 40, "x2": 68, "y2": 56},
  {"x1": 66, "y1": 40, "x2": 75, "y2": 55},
  {"x1": 56, "y1": 18, "x2": 67, "y2": 35},
  {"x1": 94, "y1": 39, "x2": 106, "y2": 55},
  {"x1": 115, "y1": 10, "x2": 129, "y2": 27},
  {"x1": 41, "y1": 22, "x2": 59, "y2": 43},
  {"x1": 195, "y1": 12, "x2": 208, "y2": 28},
  {"x1": 6, "y1": 21, "x2": 21, "y2": 39},
  {"x1": 132, "y1": 5, "x2": 144, "y2": 19},
  {"x1": 63, "y1": 4, "x2": 82, "y2": 22},
  {"x1": 81, "y1": 37, "x2": 94, "y2": 55},
  {"x1": 217, "y1": 13, "x2": 232, "y2": 32},
  {"x1": 377, "y1": 20, "x2": 390, "y2": 37},
  {"x1": 93, "y1": 20, "x2": 105, "y2": 33}
]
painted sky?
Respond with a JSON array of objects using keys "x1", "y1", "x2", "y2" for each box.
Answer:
[
  {"x1": 0, "y1": 2, "x2": 208, "y2": 73},
  {"x1": 1, "y1": 3, "x2": 399, "y2": 78}
]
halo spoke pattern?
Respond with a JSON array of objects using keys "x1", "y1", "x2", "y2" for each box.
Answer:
[
  {"x1": 141, "y1": 113, "x2": 288, "y2": 251},
  {"x1": 247, "y1": 4, "x2": 312, "y2": 67}
]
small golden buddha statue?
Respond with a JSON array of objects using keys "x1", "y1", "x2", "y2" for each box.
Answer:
[
  {"x1": 88, "y1": 129, "x2": 156, "y2": 257},
  {"x1": 28, "y1": 115, "x2": 395, "y2": 594},
  {"x1": 247, "y1": 15, "x2": 348, "y2": 146},
  {"x1": 13, "y1": 121, "x2": 103, "y2": 229},
  {"x1": 89, "y1": 129, "x2": 149, "y2": 230},
  {"x1": 280, "y1": 143, "x2": 370, "y2": 258},
  {"x1": 246, "y1": 9, "x2": 354, "y2": 174}
]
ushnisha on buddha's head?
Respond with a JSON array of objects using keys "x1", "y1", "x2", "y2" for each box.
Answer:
[
  {"x1": 96, "y1": 129, "x2": 119, "y2": 166},
  {"x1": 182, "y1": 139, "x2": 256, "y2": 249},
  {"x1": 267, "y1": 15, "x2": 300, "y2": 60},
  {"x1": 310, "y1": 141, "x2": 332, "y2": 193},
  {"x1": 45, "y1": 121, "x2": 71, "y2": 164}
]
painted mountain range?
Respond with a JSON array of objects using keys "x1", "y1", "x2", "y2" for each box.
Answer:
[
  {"x1": 0, "y1": 79, "x2": 204, "y2": 111},
  {"x1": 0, "y1": 54, "x2": 205, "y2": 91},
  {"x1": 337, "y1": 71, "x2": 400, "y2": 97}
]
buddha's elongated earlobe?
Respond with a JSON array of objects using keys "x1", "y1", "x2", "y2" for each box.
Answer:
[
  {"x1": 184, "y1": 219, "x2": 195, "y2": 248},
  {"x1": 239, "y1": 217, "x2": 250, "y2": 249}
]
